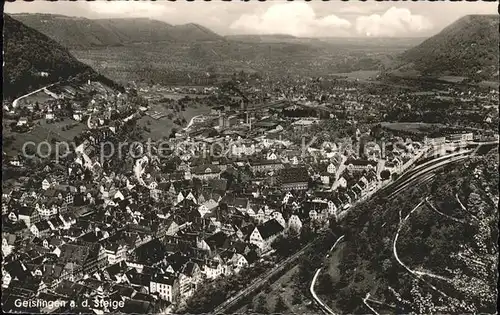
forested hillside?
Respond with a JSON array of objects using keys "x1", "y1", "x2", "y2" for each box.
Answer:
[
  {"x1": 3, "y1": 14, "x2": 122, "y2": 100},
  {"x1": 316, "y1": 149, "x2": 498, "y2": 314},
  {"x1": 394, "y1": 15, "x2": 499, "y2": 80}
]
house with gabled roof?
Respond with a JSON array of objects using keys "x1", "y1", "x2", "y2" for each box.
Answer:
[
  {"x1": 2, "y1": 233, "x2": 17, "y2": 257},
  {"x1": 287, "y1": 214, "x2": 303, "y2": 235},
  {"x1": 202, "y1": 255, "x2": 225, "y2": 280},
  {"x1": 18, "y1": 205, "x2": 40, "y2": 228},
  {"x1": 249, "y1": 219, "x2": 285, "y2": 252},
  {"x1": 179, "y1": 261, "x2": 201, "y2": 301},
  {"x1": 31, "y1": 220, "x2": 51, "y2": 238},
  {"x1": 150, "y1": 272, "x2": 180, "y2": 303},
  {"x1": 202, "y1": 231, "x2": 231, "y2": 253},
  {"x1": 191, "y1": 164, "x2": 221, "y2": 180},
  {"x1": 278, "y1": 166, "x2": 309, "y2": 191},
  {"x1": 229, "y1": 252, "x2": 249, "y2": 272}
]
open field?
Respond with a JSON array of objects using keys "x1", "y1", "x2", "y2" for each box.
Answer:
[
  {"x1": 181, "y1": 105, "x2": 211, "y2": 123},
  {"x1": 4, "y1": 124, "x2": 68, "y2": 157},
  {"x1": 38, "y1": 118, "x2": 87, "y2": 141},
  {"x1": 3, "y1": 117, "x2": 87, "y2": 157},
  {"x1": 16, "y1": 90, "x2": 55, "y2": 107},
  {"x1": 381, "y1": 122, "x2": 447, "y2": 134},
  {"x1": 136, "y1": 115, "x2": 177, "y2": 140},
  {"x1": 438, "y1": 76, "x2": 467, "y2": 83},
  {"x1": 330, "y1": 70, "x2": 380, "y2": 81},
  {"x1": 157, "y1": 93, "x2": 211, "y2": 101}
]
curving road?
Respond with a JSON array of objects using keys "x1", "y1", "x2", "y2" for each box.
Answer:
[
  {"x1": 363, "y1": 293, "x2": 381, "y2": 315},
  {"x1": 12, "y1": 83, "x2": 58, "y2": 108},
  {"x1": 310, "y1": 235, "x2": 344, "y2": 315},
  {"x1": 393, "y1": 199, "x2": 451, "y2": 296},
  {"x1": 455, "y1": 193, "x2": 480, "y2": 221},
  {"x1": 183, "y1": 114, "x2": 203, "y2": 131},
  {"x1": 310, "y1": 268, "x2": 337, "y2": 315},
  {"x1": 311, "y1": 149, "x2": 477, "y2": 314},
  {"x1": 212, "y1": 144, "x2": 484, "y2": 314},
  {"x1": 425, "y1": 197, "x2": 465, "y2": 224}
]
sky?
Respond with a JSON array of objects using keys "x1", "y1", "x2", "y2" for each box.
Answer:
[{"x1": 4, "y1": 0, "x2": 498, "y2": 38}]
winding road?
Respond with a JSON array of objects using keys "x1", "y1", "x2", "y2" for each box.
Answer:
[
  {"x1": 310, "y1": 147, "x2": 479, "y2": 314},
  {"x1": 183, "y1": 114, "x2": 203, "y2": 131},
  {"x1": 310, "y1": 235, "x2": 345, "y2": 315},
  {"x1": 363, "y1": 293, "x2": 381, "y2": 315},
  {"x1": 425, "y1": 197, "x2": 465, "y2": 224},
  {"x1": 12, "y1": 83, "x2": 58, "y2": 108},
  {"x1": 310, "y1": 268, "x2": 337, "y2": 315},
  {"x1": 393, "y1": 198, "x2": 451, "y2": 296}
]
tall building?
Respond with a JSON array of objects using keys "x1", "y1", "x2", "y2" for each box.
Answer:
[
  {"x1": 377, "y1": 137, "x2": 386, "y2": 158},
  {"x1": 219, "y1": 114, "x2": 230, "y2": 128},
  {"x1": 219, "y1": 114, "x2": 225, "y2": 128}
]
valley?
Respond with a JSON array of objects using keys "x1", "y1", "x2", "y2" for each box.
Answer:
[{"x1": 1, "y1": 5, "x2": 498, "y2": 315}]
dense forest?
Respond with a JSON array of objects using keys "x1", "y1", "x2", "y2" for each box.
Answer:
[
  {"x1": 397, "y1": 15, "x2": 499, "y2": 80},
  {"x1": 319, "y1": 149, "x2": 498, "y2": 314},
  {"x1": 2, "y1": 14, "x2": 122, "y2": 100}
]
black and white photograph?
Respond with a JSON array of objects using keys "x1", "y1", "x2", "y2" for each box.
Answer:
[{"x1": 1, "y1": 0, "x2": 499, "y2": 314}]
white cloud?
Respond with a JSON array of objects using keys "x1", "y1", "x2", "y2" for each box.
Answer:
[
  {"x1": 336, "y1": 5, "x2": 380, "y2": 15},
  {"x1": 230, "y1": 2, "x2": 351, "y2": 37},
  {"x1": 356, "y1": 7, "x2": 433, "y2": 37},
  {"x1": 88, "y1": 1, "x2": 174, "y2": 18}
]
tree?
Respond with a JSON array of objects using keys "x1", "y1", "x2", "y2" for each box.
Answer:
[
  {"x1": 255, "y1": 295, "x2": 269, "y2": 314},
  {"x1": 317, "y1": 273, "x2": 333, "y2": 295},
  {"x1": 337, "y1": 287, "x2": 359, "y2": 314},
  {"x1": 297, "y1": 256, "x2": 314, "y2": 285},
  {"x1": 274, "y1": 296, "x2": 287, "y2": 313},
  {"x1": 271, "y1": 235, "x2": 292, "y2": 256},
  {"x1": 380, "y1": 169, "x2": 391, "y2": 180},
  {"x1": 169, "y1": 128, "x2": 177, "y2": 138},
  {"x1": 292, "y1": 293, "x2": 302, "y2": 305}
]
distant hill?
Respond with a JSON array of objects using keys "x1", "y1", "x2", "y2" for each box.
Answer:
[
  {"x1": 392, "y1": 15, "x2": 499, "y2": 80},
  {"x1": 9, "y1": 14, "x2": 419, "y2": 85},
  {"x1": 226, "y1": 34, "x2": 304, "y2": 44},
  {"x1": 11, "y1": 13, "x2": 223, "y2": 48},
  {"x1": 170, "y1": 23, "x2": 222, "y2": 42}
]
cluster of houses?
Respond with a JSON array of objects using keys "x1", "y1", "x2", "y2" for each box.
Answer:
[{"x1": 2, "y1": 89, "x2": 441, "y2": 314}]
